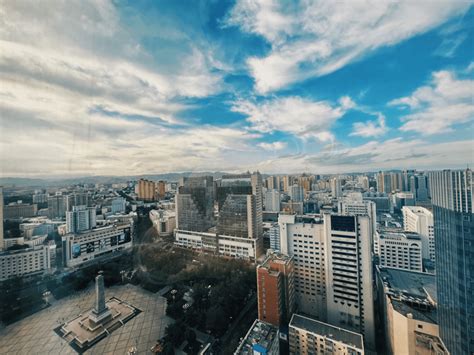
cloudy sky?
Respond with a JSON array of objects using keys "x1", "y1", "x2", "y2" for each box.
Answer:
[{"x1": 0, "y1": 0, "x2": 473, "y2": 177}]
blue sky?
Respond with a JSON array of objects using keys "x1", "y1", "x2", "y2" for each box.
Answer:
[{"x1": 0, "y1": 0, "x2": 473, "y2": 176}]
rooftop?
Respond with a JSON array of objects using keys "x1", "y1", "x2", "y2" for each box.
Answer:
[
  {"x1": 235, "y1": 319, "x2": 279, "y2": 355},
  {"x1": 378, "y1": 267, "x2": 437, "y2": 323},
  {"x1": 379, "y1": 231, "x2": 421, "y2": 240},
  {"x1": 290, "y1": 314, "x2": 364, "y2": 350}
]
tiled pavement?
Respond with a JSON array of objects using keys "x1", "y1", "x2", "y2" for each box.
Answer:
[{"x1": 0, "y1": 284, "x2": 173, "y2": 354}]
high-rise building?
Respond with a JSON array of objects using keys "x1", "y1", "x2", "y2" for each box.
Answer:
[
  {"x1": 282, "y1": 175, "x2": 291, "y2": 193},
  {"x1": 137, "y1": 178, "x2": 156, "y2": 201},
  {"x1": 390, "y1": 172, "x2": 403, "y2": 191},
  {"x1": 324, "y1": 214, "x2": 376, "y2": 350},
  {"x1": 330, "y1": 177, "x2": 342, "y2": 198},
  {"x1": 264, "y1": 189, "x2": 280, "y2": 212},
  {"x1": 377, "y1": 172, "x2": 392, "y2": 194},
  {"x1": 48, "y1": 194, "x2": 67, "y2": 218},
  {"x1": 297, "y1": 175, "x2": 313, "y2": 194},
  {"x1": 402, "y1": 169, "x2": 416, "y2": 191},
  {"x1": 156, "y1": 180, "x2": 166, "y2": 199},
  {"x1": 410, "y1": 174, "x2": 430, "y2": 202},
  {"x1": 176, "y1": 176, "x2": 214, "y2": 232},
  {"x1": 289, "y1": 314, "x2": 364, "y2": 355},
  {"x1": 66, "y1": 205, "x2": 97, "y2": 233},
  {"x1": 111, "y1": 197, "x2": 126, "y2": 214},
  {"x1": 216, "y1": 173, "x2": 263, "y2": 240},
  {"x1": 266, "y1": 176, "x2": 276, "y2": 190},
  {"x1": 337, "y1": 198, "x2": 377, "y2": 246},
  {"x1": 66, "y1": 192, "x2": 90, "y2": 211},
  {"x1": 268, "y1": 223, "x2": 280, "y2": 251},
  {"x1": 0, "y1": 187, "x2": 4, "y2": 251},
  {"x1": 32, "y1": 193, "x2": 48, "y2": 204},
  {"x1": 402, "y1": 206, "x2": 435, "y2": 262},
  {"x1": 375, "y1": 230, "x2": 423, "y2": 272},
  {"x1": 289, "y1": 184, "x2": 304, "y2": 202},
  {"x1": 279, "y1": 214, "x2": 327, "y2": 319},
  {"x1": 428, "y1": 169, "x2": 473, "y2": 355},
  {"x1": 257, "y1": 251, "x2": 295, "y2": 326}
]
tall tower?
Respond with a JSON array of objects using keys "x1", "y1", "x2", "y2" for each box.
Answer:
[
  {"x1": 89, "y1": 273, "x2": 112, "y2": 325},
  {"x1": 323, "y1": 214, "x2": 375, "y2": 351},
  {"x1": 176, "y1": 176, "x2": 214, "y2": 232},
  {"x1": 428, "y1": 169, "x2": 473, "y2": 355}
]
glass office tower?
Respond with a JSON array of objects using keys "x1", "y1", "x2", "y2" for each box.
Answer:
[{"x1": 428, "y1": 169, "x2": 473, "y2": 355}]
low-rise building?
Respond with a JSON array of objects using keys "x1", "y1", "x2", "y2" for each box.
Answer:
[
  {"x1": 376, "y1": 230, "x2": 423, "y2": 272},
  {"x1": 174, "y1": 229, "x2": 261, "y2": 261},
  {"x1": 0, "y1": 241, "x2": 56, "y2": 281},
  {"x1": 234, "y1": 319, "x2": 279, "y2": 355},
  {"x1": 149, "y1": 209, "x2": 176, "y2": 237},
  {"x1": 62, "y1": 222, "x2": 133, "y2": 268},
  {"x1": 289, "y1": 313, "x2": 364, "y2": 355},
  {"x1": 4, "y1": 202, "x2": 37, "y2": 219}
]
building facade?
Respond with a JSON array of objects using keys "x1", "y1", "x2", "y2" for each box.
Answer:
[
  {"x1": 377, "y1": 267, "x2": 448, "y2": 355},
  {"x1": 0, "y1": 242, "x2": 56, "y2": 281},
  {"x1": 62, "y1": 222, "x2": 133, "y2": 268},
  {"x1": 289, "y1": 314, "x2": 364, "y2": 355},
  {"x1": 376, "y1": 230, "x2": 423, "y2": 272},
  {"x1": 324, "y1": 214, "x2": 376, "y2": 350},
  {"x1": 66, "y1": 205, "x2": 97, "y2": 233},
  {"x1": 3, "y1": 202, "x2": 37, "y2": 219},
  {"x1": 428, "y1": 169, "x2": 473, "y2": 355},
  {"x1": 176, "y1": 176, "x2": 214, "y2": 232},
  {"x1": 402, "y1": 206, "x2": 435, "y2": 262},
  {"x1": 257, "y1": 251, "x2": 295, "y2": 326},
  {"x1": 279, "y1": 213, "x2": 327, "y2": 319},
  {"x1": 264, "y1": 189, "x2": 280, "y2": 212}
]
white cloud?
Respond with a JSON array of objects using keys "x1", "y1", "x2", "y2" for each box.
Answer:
[
  {"x1": 390, "y1": 69, "x2": 474, "y2": 134},
  {"x1": 226, "y1": 0, "x2": 471, "y2": 93},
  {"x1": 258, "y1": 141, "x2": 287, "y2": 150},
  {"x1": 231, "y1": 96, "x2": 348, "y2": 140},
  {"x1": 351, "y1": 114, "x2": 388, "y2": 137}
]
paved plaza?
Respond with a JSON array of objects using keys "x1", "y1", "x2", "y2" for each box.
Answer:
[{"x1": 0, "y1": 284, "x2": 173, "y2": 354}]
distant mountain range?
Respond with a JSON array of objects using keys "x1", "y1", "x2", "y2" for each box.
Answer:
[{"x1": 0, "y1": 172, "x2": 229, "y2": 188}]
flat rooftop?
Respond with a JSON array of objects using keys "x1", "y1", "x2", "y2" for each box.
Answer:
[
  {"x1": 290, "y1": 314, "x2": 363, "y2": 350},
  {"x1": 378, "y1": 267, "x2": 437, "y2": 323},
  {"x1": 235, "y1": 320, "x2": 279, "y2": 354}
]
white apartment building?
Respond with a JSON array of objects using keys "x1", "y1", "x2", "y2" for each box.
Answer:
[
  {"x1": 338, "y1": 198, "x2": 377, "y2": 248},
  {"x1": 0, "y1": 242, "x2": 56, "y2": 281},
  {"x1": 402, "y1": 206, "x2": 435, "y2": 262},
  {"x1": 174, "y1": 229, "x2": 260, "y2": 261},
  {"x1": 289, "y1": 314, "x2": 364, "y2": 355},
  {"x1": 376, "y1": 230, "x2": 423, "y2": 272},
  {"x1": 111, "y1": 197, "x2": 126, "y2": 214},
  {"x1": 62, "y1": 222, "x2": 133, "y2": 268},
  {"x1": 66, "y1": 205, "x2": 97, "y2": 234},
  {"x1": 279, "y1": 213, "x2": 327, "y2": 320},
  {"x1": 149, "y1": 209, "x2": 176, "y2": 237},
  {"x1": 264, "y1": 189, "x2": 281, "y2": 212},
  {"x1": 268, "y1": 223, "x2": 280, "y2": 252},
  {"x1": 324, "y1": 214, "x2": 376, "y2": 351}
]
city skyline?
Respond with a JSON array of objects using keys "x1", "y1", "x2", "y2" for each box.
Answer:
[{"x1": 1, "y1": 1, "x2": 473, "y2": 177}]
